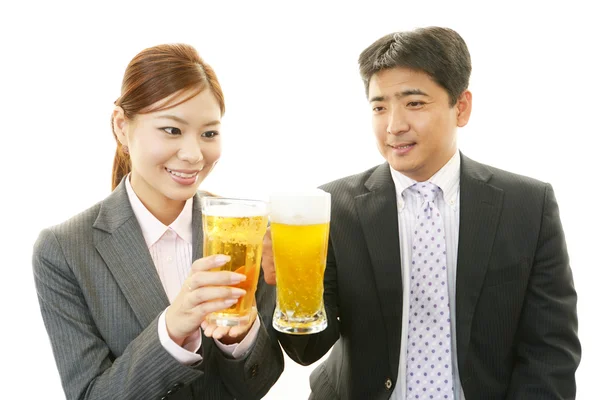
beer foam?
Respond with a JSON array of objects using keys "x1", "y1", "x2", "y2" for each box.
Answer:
[
  {"x1": 269, "y1": 189, "x2": 331, "y2": 225},
  {"x1": 202, "y1": 203, "x2": 268, "y2": 218}
]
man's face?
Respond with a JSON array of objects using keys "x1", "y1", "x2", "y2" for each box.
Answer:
[{"x1": 368, "y1": 67, "x2": 471, "y2": 181}]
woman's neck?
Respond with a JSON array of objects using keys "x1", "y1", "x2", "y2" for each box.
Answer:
[
  {"x1": 142, "y1": 196, "x2": 185, "y2": 226},
  {"x1": 129, "y1": 175, "x2": 186, "y2": 226}
]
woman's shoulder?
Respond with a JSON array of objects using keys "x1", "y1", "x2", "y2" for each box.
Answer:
[
  {"x1": 39, "y1": 200, "x2": 104, "y2": 242},
  {"x1": 42, "y1": 182, "x2": 133, "y2": 239},
  {"x1": 33, "y1": 199, "x2": 106, "y2": 268}
]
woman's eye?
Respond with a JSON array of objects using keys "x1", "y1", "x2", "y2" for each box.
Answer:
[
  {"x1": 161, "y1": 127, "x2": 182, "y2": 135},
  {"x1": 201, "y1": 131, "x2": 219, "y2": 138}
]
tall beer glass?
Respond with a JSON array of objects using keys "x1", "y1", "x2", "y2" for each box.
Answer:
[
  {"x1": 201, "y1": 197, "x2": 269, "y2": 326},
  {"x1": 270, "y1": 190, "x2": 331, "y2": 334}
]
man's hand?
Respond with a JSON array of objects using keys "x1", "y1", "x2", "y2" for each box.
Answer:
[{"x1": 261, "y1": 227, "x2": 276, "y2": 285}]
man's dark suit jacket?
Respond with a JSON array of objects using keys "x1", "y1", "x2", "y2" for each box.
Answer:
[
  {"x1": 278, "y1": 153, "x2": 580, "y2": 399},
  {"x1": 33, "y1": 180, "x2": 284, "y2": 400}
]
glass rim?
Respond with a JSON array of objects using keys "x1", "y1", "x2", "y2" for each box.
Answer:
[
  {"x1": 200, "y1": 196, "x2": 269, "y2": 217},
  {"x1": 201, "y1": 196, "x2": 268, "y2": 205}
]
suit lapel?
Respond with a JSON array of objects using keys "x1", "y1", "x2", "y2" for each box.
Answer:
[
  {"x1": 354, "y1": 163, "x2": 403, "y2": 377},
  {"x1": 93, "y1": 181, "x2": 169, "y2": 328},
  {"x1": 93, "y1": 184, "x2": 208, "y2": 329},
  {"x1": 455, "y1": 154, "x2": 504, "y2": 374},
  {"x1": 94, "y1": 180, "x2": 209, "y2": 327}
]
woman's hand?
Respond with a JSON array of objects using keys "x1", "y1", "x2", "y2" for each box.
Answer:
[
  {"x1": 165, "y1": 254, "x2": 247, "y2": 346},
  {"x1": 201, "y1": 304, "x2": 258, "y2": 345}
]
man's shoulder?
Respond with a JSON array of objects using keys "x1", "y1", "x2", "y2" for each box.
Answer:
[
  {"x1": 319, "y1": 164, "x2": 384, "y2": 197},
  {"x1": 462, "y1": 155, "x2": 549, "y2": 192},
  {"x1": 462, "y1": 156, "x2": 553, "y2": 213}
]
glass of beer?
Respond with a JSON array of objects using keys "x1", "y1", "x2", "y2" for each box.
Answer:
[
  {"x1": 270, "y1": 190, "x2": 331, "y2": 334},
  {"x1": 201, "y1": 197, "x2": 269, "y2": 326}
]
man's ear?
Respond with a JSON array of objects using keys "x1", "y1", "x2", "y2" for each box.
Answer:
[{"x1": 456, "y1": 90, "x2": 472, "y2": 128}]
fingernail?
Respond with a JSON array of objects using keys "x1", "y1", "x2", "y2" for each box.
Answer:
[
  {"x1": 231, "y1": 273, "x2": 247, "y2": 284},
  {"x1": 231, "y1": 288, "x2": 246, "y2": 297},
  {"x1": 225, "y1": 298, "x2": 238, "y2": 306},
  {"x1": 214, "y1": 255, "x2": 230, "y2": 266}
]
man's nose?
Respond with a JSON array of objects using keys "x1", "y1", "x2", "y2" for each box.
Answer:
[{"x1": 387, "y1": 107, "x2": 409, "y2": 135}]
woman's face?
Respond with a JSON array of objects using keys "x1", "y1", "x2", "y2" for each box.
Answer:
[{"x1": 115, "y1": 88, "x2": 222, "y2": 210}]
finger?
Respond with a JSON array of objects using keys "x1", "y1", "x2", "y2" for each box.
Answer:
[
  {"x1": 261, "y1": 228, "x2": 277, "y2": 285},
  {"x1": 263, "y1": 227, "x2": 272, "y2": 245},
  {"x1": 190, "y1": 297, "x2": 241, "y2": 320},
  {"x1": 203, "y1": 323, "x2": 229, "y2": 339},
  {"x1": 191, "y1": 254, "x2": 231, "y2": 272},
  {"x1": 211, "y1": 325, "x2": 231, "y2": 340},
  {"x1": 186, "y1": 270, "x2": 246, "y2": 291},
  {"x1": 262, "y1": 228, "x2": 273, "y2": 259},
  {"x1": 228, "y1": 308, "x2": 257, "y2": 337},
  {"x1": 188, "y1": 287, "x2": 246, "y2": 306},
  {"x1": 261, "y1": 256, "x2": 277, "y2": 285},
  {"x1": 226, "y1": 325, "x2": 245, "y2": 338},
  {"x1": 203, "y1": 322, "x2": 218, "y2": 337}
]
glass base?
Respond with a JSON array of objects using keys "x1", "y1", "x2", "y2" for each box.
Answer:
[
  {"x1": 272, "y1": 308, "x2": 327, "y2": 335},
  {"x1": 207, "y1": 307, "x2": 255, "y2": 327}
]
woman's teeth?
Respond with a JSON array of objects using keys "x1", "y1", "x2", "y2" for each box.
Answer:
[{"x1": 166, "y1": 168, "x2": 198, "y2": 178}]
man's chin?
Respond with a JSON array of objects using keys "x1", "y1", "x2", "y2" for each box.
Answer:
[{"x1": 388, "y1": 157, "x2": 412, "y2": 173}]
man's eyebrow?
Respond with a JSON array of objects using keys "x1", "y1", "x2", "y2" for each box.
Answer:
[
  {"x1": 369, "y1": 95, "x2": 385, "y2": 103},
  {"x1": 369, "y1": 89, "x2": 430, "y2": 103},
  {"x1": 396, "y1": 89, "x2": 430, "y2": 98}
]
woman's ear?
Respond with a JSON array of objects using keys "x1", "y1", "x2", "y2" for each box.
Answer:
[{"x1": 112, "y1": 106, "x2": 129, "y2": 146}]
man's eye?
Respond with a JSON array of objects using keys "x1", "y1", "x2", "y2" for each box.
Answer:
[
  {"x1": 407, "y1": 101, "x2": 425, "y2": 107},
  {"x1": 161, "y1": 127, "x2": 182, "y2": 135},
  {"x1": 202, "y1": 131, "x2": 219, "y2": 138},
  {"x1": 373, "y1": 106, "x2": 385, "y2": 112}
]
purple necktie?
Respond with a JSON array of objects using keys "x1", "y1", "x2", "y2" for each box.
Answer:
[{"x1": 406, "y1": 182, "x2": 454, "y2": 399}]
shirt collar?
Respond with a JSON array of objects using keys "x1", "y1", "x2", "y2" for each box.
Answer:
[
  {"x1": 390, "y1": 150, "x2": 461, "y2": 208},
  {"x1": 125, "y1": 175, "x2": 193, "y2": 247}
]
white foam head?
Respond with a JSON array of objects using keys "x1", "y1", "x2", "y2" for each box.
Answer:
[
  {"x1": 201, "y1": 198, "x2": 268, "y2": 217},
  {"x1": 269, "y1": 189, "x2": 331, "y2": 225}
]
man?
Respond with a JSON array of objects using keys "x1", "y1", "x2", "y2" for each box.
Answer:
[{"x1": 262, "y1": 27, "x2": 580, "y2": 399}]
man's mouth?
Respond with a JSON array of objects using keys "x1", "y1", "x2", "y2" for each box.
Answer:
[
  {"x1": 390, "y1": 143, "x2": 414, "y2": 149},
  {"x1": 388, "y1": 142, "x2": 416, "y2": 149}
]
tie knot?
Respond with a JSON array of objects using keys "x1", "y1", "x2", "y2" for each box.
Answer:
[{"x1": 407, "y1": 182, "x2": 441, "y2": 202}]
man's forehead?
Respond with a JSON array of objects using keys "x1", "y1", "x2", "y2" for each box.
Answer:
[{"x1": 368, "y1": 68, "x2": 438, "y2": 98}]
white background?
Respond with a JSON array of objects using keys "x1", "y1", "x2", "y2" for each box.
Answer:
[{"x1": 0, "y1": 1, "x2": 597, "y2": 398}]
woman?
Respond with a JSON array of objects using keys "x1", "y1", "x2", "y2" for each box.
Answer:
[{"x1": 32, "y1": 44, "x2": 283, "y2": 400}]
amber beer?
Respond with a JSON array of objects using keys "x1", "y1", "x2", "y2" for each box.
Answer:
[
  {"x1": 270, "y1": 190, "x2": 331, "y2": 334},
  {"x1": 201, "y1": 198, "x2": 269, "y2": 326}
]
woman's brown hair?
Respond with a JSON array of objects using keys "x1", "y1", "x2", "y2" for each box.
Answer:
[{"x1": 111, "y1": 44, "x2": 225, "y2": 190}]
